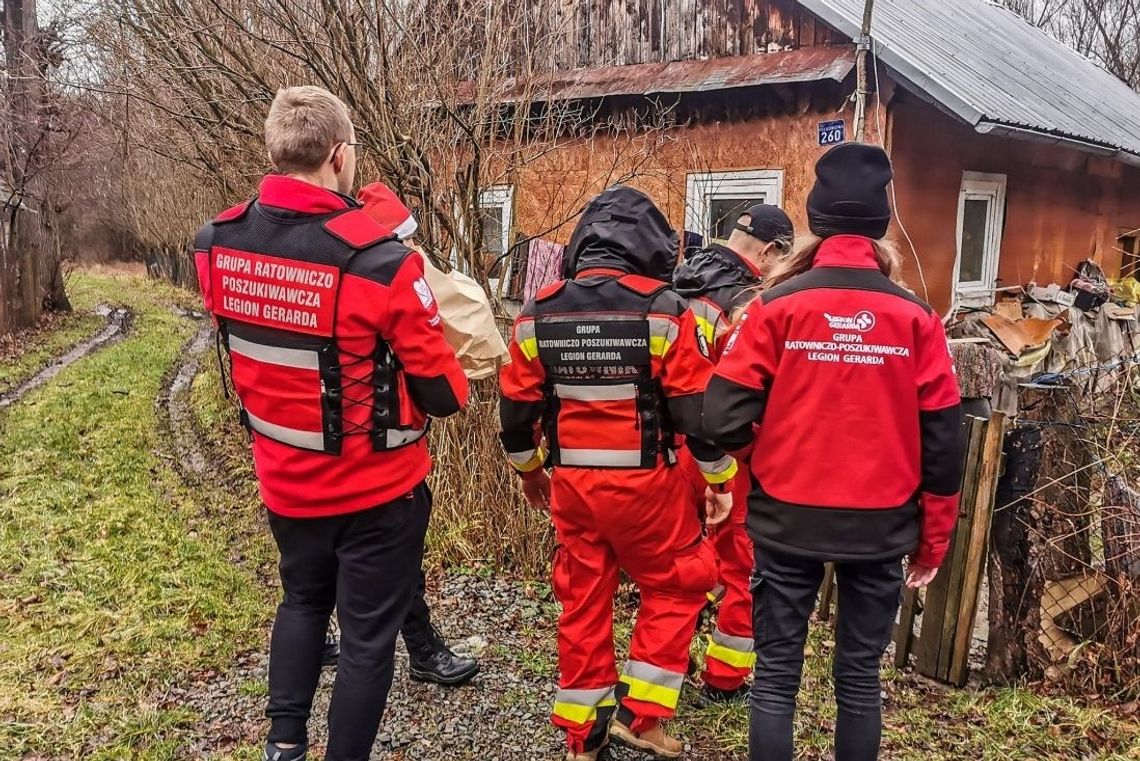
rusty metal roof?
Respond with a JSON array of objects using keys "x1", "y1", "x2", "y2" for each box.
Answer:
[
  {"x1": 486, "y1": 46, "x2": 854, "y2": 103},
  {"x1": 800, "y1": 0, "x2": 1140, "y2": 165}
]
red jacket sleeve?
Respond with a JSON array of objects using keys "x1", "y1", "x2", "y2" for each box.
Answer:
[
  {"x1": 381, "y1": 251, "x2": 469, "y2": 418},
  {"x1": 703, "y1": 299, "x2": 779, "y2": 453},
  {"x1": 498, "y1": 310, "x2": 547, "y2": 473},
  {"x1": 192, "y1": 225, "x2": 216, "y2": 316},
  {"x1": 659, "y1": 306, "x2": 737, "y2": 487},
  {"x1": 913, "y1": 310, "x2": 964, "y2": 568}
]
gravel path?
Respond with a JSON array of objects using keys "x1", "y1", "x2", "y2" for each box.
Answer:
[{"x1": 181, "y1": 574, "x2": 717, "y2": 760}]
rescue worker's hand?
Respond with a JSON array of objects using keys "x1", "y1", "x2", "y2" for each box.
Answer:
[
  {"x1": 521, "y1": 469, "x2": 551, "y2": 511},
  {"x1": 703, "y1": 487, "x2": 732, "y2": 526},
  {"x1": 905, "y1": 562, "x2": 938, "y2": 588}
]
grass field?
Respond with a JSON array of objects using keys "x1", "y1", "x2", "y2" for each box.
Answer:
[
  {"x1": 0, "y1": 294, "x2": 104, "y2": 395},
  {"x1": 1, "y1": 271, "x2": 1137, "y2": 759},
  {"x1": 0, "y1": 271, "x2": 275, "y2": 758}
]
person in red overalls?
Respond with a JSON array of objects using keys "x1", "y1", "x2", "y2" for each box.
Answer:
[
  {"x1": 673, "y1": 203, "x2": 795, "y2": 705},
  {"x1": 193, "y1": 86, "x2": 468, "y2": 761},
  {"x1": 499, "y1": 186, "x2": 737, "y2": 761},
  {"x1": 704, "y1": 143, "x2": 963, "y2": 761}
]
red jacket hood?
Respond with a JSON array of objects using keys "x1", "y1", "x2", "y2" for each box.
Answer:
[{"x1": 358, "y1": 182, "x2": 419, "y2": 240}]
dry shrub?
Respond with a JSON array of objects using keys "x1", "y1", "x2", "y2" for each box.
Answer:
[
  {"x1": 1029, "y1": 366, "x2": 1140, "y2": 699},
  {"x1": 426, "y1": 378, "x2": 552, "y2": 577}
]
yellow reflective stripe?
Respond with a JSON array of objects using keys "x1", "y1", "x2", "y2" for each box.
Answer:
[
  {"x1": 649, "y1": 335, "x2": 672, "y2": 357},
  {"x1": 507, "y1": 446, "x2": 545, "y2": 473},
  {"x1": 694, "y1": 314, "x2": 716, "y2": 345},
  {"x1": 706, "y1": 638, "x2": 757, "y2": 670},
  {"x1": 701, "y1": 456, "x2": 739, "y2": 485},
  {"x1": 648, "y1": 317, "x2": 679, "y2": 357},
  {"x1": 618, "y1": 674, "x2": 681, "y2": 710},
  {"x1": 519, "y1": 336, "x2": 539, "y2": 361},
  {"x1": 553, "y1": 701, "x2": 597, "y2": 724},
  {"x1": 598, "y1": 697, "x2": 617, "y2": 708}
]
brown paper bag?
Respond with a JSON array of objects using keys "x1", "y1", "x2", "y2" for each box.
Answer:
[{"x1": 418, "y1": 250, "x2": 510, "y2": 380}]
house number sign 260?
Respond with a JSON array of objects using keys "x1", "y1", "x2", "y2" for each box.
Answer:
[{"x1": 818, "y1": 119, "x2": 846, "y2": 147}]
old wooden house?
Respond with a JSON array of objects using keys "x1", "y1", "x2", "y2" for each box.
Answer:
[{"x1": 482, "y1": 0, "x2": 1140, "y2": 313}]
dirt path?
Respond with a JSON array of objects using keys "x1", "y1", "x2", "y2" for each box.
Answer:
[
  {"x1": 0, "y1": 304, "x2": 131, "y2": 409},
  {"x1": 155, "y1": 313, "x2": 214, "y2": 479}
]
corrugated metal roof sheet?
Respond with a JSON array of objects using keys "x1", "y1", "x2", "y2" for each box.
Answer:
[
  {"x1": 479, "y1": 47, "x2": 854, "y2": 103},
  {"x1": 799, "y1": 0, "x2": 1140, "y2": 162}
]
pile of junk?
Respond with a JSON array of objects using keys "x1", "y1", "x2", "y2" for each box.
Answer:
[{"x1": 947, "y1": 260, "x2": 1140, "y2": 417}]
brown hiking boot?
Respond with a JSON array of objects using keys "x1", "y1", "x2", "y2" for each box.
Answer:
[
  {"x1": 609, "y1": 718, "x2": 683, "y2": 758},
  {"x1": 564, "y1": 737, "x2": 607, "y2": 761}
]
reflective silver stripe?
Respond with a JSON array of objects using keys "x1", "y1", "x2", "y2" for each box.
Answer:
[
  {"x1": 554, "y1": 383, "x2": 637, "y2": 402},
  {"x1": 712, "y1": 628, "x2": 755, "y2": 654},
  {"x1": 384, "y1": 428, "x2": 427, "y2": 447},
  {"x1": 688, "y1": 298, "x2": 724, "y2": 327},
  {"x1": 647, "y1": 316, "x2": 680, "y2": 344},
  {"x1": 515, "y1": 318, "x2": 536, "y2": 342},
  {"x1": 554, "y1": 686, "x2": 615, "y2": 707},
  {"x1": 246, "y1": 409, "x2": 326, "y2": 450},
  {"x1": 695, "y1": 453, "x2": 735, "y2": 475},
  {"x1": 228, "y1": 334, "x2": 321, "y2": 370},
  {"x1": 507, "y1": 448, "x2": 539, "y2": 465},
  {"x1": 559, "y1": 448, "x2": 642, "y2": 467},
  {"x1": 622, "y1": 660, "x2": 685, "y2": 691}
]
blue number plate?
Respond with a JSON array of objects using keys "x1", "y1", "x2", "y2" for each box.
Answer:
[{"x1": 818, "y1": 119, "x2": 846, "y2": 147}]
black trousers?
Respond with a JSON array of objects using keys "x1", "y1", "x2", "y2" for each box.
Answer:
[
  {"x1": 401, "y1": 569, "x2": 433, "y2": 650},
  {"x1": 749, "y1": 547, "x2": 903, "y2": 761},
  {"x1": 266, "y1": 483, "x2": 432, "y2": 761}
]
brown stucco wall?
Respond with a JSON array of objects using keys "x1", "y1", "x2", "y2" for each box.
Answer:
[
  {"x1": 888, "y1": 96, "x2": 1140, "y2": 311},
  {"x1": 510, "y1": 99, "x2": 886, "y2": 247},
  {"x1": 506, "y1": 87, "x2": 1137, "y2": 314}
]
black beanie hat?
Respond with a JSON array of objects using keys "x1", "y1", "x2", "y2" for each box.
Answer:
[{"x1": 807, "y1": 143, "x2": 893, "y2": 239}]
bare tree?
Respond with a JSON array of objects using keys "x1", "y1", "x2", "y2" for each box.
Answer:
[{"x1": 78, "y1": 0, "x2": 681, "y2": 306}]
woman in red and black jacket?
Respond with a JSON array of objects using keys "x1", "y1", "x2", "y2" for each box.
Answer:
[{"x1": 703, "y1": 144, "x2": 963, "y2": 761}]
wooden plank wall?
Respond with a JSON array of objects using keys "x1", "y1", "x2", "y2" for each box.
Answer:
[{"x1": 551, "y1": 0, "x2": 839, "y2": 69}]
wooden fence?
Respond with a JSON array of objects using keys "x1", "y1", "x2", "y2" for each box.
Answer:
[
  {"x1": 893, "y1": 413, "x2": 1006, "y2": 685},
  {"x1": 818, "y1": 413, "x2": 1006, "y2": 686}
]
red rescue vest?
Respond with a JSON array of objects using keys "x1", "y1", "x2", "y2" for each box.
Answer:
[{"x1": 204, "y1": 201, "x2": 427, "y2": 455}]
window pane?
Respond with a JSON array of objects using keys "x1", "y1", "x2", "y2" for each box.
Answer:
[
  {"x1": 481, "y1": 205, "x2": 504, "y2": 278},
  {"x1": 481, "y1": 206, "x2": 504, "y2": 256},
  {"x1": 708, "y1": 196, "x2": 765, "y2": 240},
  {"x1": 959, "y1": 198, "x2": 990, "y2": 283}
]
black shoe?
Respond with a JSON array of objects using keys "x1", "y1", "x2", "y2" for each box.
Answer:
[
  {"x1": 694, "y1": 683, "x2": 750, "y2": 708},
  {"x1": 264, "y1": 741, "x2": 307, "y2": 761},
  {"x1": 321, "y1": 632, "x2": 339, "y2": 668},
  {"x1": 407, "y1": 625, "x2": 480, "y2": 686}
]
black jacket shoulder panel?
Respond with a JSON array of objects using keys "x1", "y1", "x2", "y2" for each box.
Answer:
[
  {"x1": 193, "y1": 223, "x2": 216, "y2": 252},
  {"x1": 344, "y1": 239, "x2": 415, "y2": 287},
  {"x1": 761, "y1": 267, "x2": 933, "y2": 315},
  {"x1": 648, "y1": 287, "x2": 688, "y2": 318}
]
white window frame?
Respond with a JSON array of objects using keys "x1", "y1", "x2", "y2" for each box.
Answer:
[
  {"x1": 684, "y1": 169, "x2": 785, "y2": 242},
  {"x1": 953, "y1": 172, "x2": 1007, "y2": 307},
  {"x1": 479, "y1": 184, "x2": 514, "y2": 297}
]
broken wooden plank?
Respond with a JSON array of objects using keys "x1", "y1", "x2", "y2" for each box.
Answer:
[
  {"x1": 949, "y1": 412, "x2": 1006, "y2": 686},
  {"x1": 917, "y1": 416, "x2": 985, "y2": 679},
  {"x1": 894, "y1": 584, "x2": 919, "y2": 669}
]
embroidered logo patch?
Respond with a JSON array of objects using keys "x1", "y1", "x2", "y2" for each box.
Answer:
[{"x1": 413, "y1": 277, "x2": 435, "y2": 310}]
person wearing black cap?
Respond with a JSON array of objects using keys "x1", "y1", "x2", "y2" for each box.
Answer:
[
  {"x1": 674, "y1": 203, "x2": 794, "y2": 707},
  {"x1": 703, "y1": 144, "x2": 964, "y2": 761}
]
